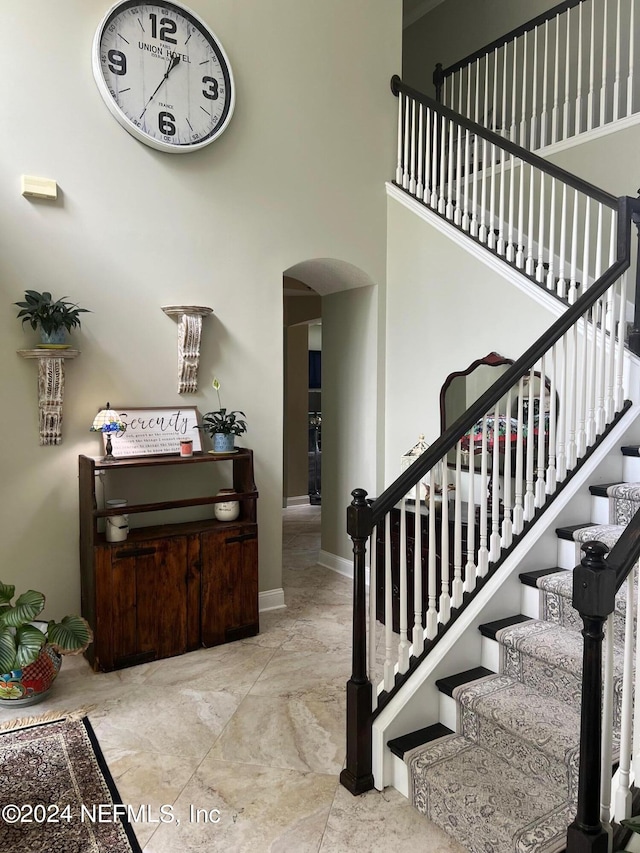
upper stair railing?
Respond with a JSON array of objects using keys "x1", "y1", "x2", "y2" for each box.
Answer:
[
  {"x1": 434, "y1": 0, "x2": 638, "y2": 152},
  {"x1": 340, "y1": 77, "x2": 640, "y2": 798}
]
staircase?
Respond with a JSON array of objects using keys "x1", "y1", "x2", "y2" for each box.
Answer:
[
  {"x1": 387, "y1": 441, "x2": 640, "y2": 853},
  {"x1": 341, "y1": 2, "x2": 640, "y2": 851}
]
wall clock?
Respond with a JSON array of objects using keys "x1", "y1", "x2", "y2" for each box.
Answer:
[{"x1": 92, "y1": 1, "x2": 235, "y2": 153}]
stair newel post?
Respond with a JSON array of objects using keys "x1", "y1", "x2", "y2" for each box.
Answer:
[
  {"x1": 626, "y1": 192, "x2": 640, "y2": 357},
  {"x1": 567, "y1": 540, "x2": 616, "y2": 853},
  {"x1": 433, "y1": 63, "x2": 444, "y2": 102},
  {"x1": 340, "y1": 488, "x2": 375, "y2": 795}
]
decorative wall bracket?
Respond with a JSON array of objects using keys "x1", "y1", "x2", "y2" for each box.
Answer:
[
  {"x1": 18, "y1": 348, "x2": 80, "y2": 445},
  {"x1": 162, "y1": 305, "x2": 213, "y2": 394}
]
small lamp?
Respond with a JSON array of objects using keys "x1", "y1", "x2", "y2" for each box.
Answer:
[{"x1": 90, "y1": 403, "x2": 126, "y2": 461}]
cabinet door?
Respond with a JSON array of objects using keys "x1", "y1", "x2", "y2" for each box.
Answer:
[
  {"x1": 110, "y1": 537, "x2": 189, "y2": 668},
  {"x1": 200, "y1": 525, "x2": 259, "y2": 647}
]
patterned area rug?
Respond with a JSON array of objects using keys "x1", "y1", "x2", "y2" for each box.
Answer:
[{"x1": 0, "y1": 715, "x2": 142, "y2": 853}]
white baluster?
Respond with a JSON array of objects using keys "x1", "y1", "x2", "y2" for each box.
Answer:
[
  {"x1": 426, "y1": 468, "x2": 438, "y2": 639},
  {"x1": 575, "y1": 3, "x2": 583, "y2": 135},
  {"x1": 513, "y1": 377, "x2": 525, "y2": 533},
  {"x1": 557, "y1": 183, "x2": 568, "y2": 298},
  {"x1": 614, "y1": 571, "x2": 635, "y2": 818},
  {"x1": 398, "y1": 499, "x2": 410, "y2": 674},
  {"x1": 462, "y1": 127, "x2": 471, "y2": 229},
  {"x1": 438, "y1": 114, "x2": 447, "y2": 214},
  {"x1": 577, "y1": 315, "x2": 588, "y2": 458},
  {"x1": 530, "y1": 26, "x2": 539, "y2": 149},
  {"x1": 536, "y1": 173, "x2": 546, "y2": 282},
  {"x1": 546, "y1": 178, "x2": 556, "y2": 289},
  {"x1": 502, "y1": 388, "x2": 513, "y2": 547},
  {"x1": 586, "y1": 298, "x2": 598, "y2": 448},
  {"x1": 596, "y1": 294, "x2": 608, "y2": 434},
  {"x1": 627, "y1": 0, "x2": 635, "y2": 117},
  {"x1": 383, "y1": 513, "x2": 394, "y2": 692},
  {"x1": 613, "y1": 0, "x2": 621, "y2": 121},
  {"x1": 464, "y1": 443, "x2": 477, "y2": 592},
  {"x1": 552, "y1": 14, "x2": 561, "y2": 143},
  {"x1": 416, "y1": 103, "x2": 424, "y2": 201},
  {"x1": 510, "y1": 38, "x2": 518, "y2": 143},
  {"x1": 409, "y1": 99, "x2": 417, "y2": 196},
  {"x1": 516, "y1": 159, "x2": 525, "y2": 268},
  {"x1": 568, "y1": 189, "x2": 579, "y2": 304},
  {"x1": 600, "y1": 0, "x2": 609, "y2": 126},
  {"x1": 431, "y1": 109, "x2": 439, "y2": 209},
  {"x1": 632, "y1": 562, "x2": 640, "y2": 784},
  {"x1": 600, "y1": 613, "x2": 615, "y2": 824},
  {"x1": 490, "y1": 403, "x2": 501, "y2": 561},
  {"x1": 368, "y1": 528, "x2": 377, "y2": 682},
  {"x1": 563, "y1": 10, "x2": 571, "y2": 139},
  {"x1": 567, "y1": 324, "x2": 578, "y2": 469},
  {"x1": 439, "y1": 461, "x2": 451, "y2": 623},
  {"x1": 588, "y1": 0, "x2": 595, "y2": 131},
  {"x1": 524, "y1": 368, "x2": 536, "y2": 520},
  {"x1": 471, "y1": 59, "x2": 480, "y2": 236},
  {"x1": 412, "y1": 497, "x2": 424, "y2": 657},
  {"x1": 535, "y1": 355, "x2": 546, "y2": 507},
  {"x1": 395, "y1": 93, "x2": 403, "y2": 185},
  {"x1": 403, "y1": 96, "x2": 410, "y2": 190},
  {"x1": 526, "y1": 164, "x2": 535, "y2": 275},
  {"x1": 582, "y1": 197, "x2": 592, "y2": 299},
  {"x1": 520, "y1": 31, "x2": 528, "y2": 147},
  {"x1": 506, "y1": 154, "x2": 516, "y2": 261},
  {"x1": 454, "y1": 75, "x2": 463, "y2": 225},
  {"x1": 547, "y1": 344, "x2": 557, "y2": 493},
  {"x1": 446, "y1": 118, "x2": 455, "y2": 219},
  {"x1": 501, "y1": 41, "x2": 508, "y2": 142},
  {"x1": 541, "y1": 20, "x2": 550, "y2": 146},
  {"x1": 616, "y1": 272, "x2": 627, "y2": 411},
  {"x1": 557, "y1": 335, "x2": 568, "y2": 482},
  {"x1": 497, "y1": 142, "x2": 506, "y2": 254},
  {"x1": 478, "y1": 416, "x2": 489, "y2": 576},
  {"x1": 487, "y1": 50, "x2": 498, "y2": 248},
  {"x1": 452, "y1": 442, "x2": 464, "y2": 609},
  {"x1": 605, "y1": 216, "x2": 617, "y2": 422}
]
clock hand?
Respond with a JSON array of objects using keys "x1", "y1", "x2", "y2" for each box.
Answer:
[{"x1": 139, "y1": 53, "x2": 181, "y2": 119}]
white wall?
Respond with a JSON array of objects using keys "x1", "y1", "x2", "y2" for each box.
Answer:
[
  {"x1": 1, "y1": 0, "x2": 401, "y2": 619},
  {"x1": 384, "y1": 193, "x2": 561, "y2": 485}
]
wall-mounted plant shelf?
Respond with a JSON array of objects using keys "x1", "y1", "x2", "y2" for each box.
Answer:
[
  {"x1": 17, "y1": 348, "x2": 80, "y2": 445},
  {"x1": 162, "y1": 305, "x2": 213, "y2": 394}
]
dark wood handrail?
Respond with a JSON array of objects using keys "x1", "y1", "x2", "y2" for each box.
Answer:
[
  {"x1": 440, "y1": 0, "x2": 585, "y2": 79},
  {"x1": 364, "y1": 196, "x2": 631, "y2": 529},
  {"x1": 391, "y1": 77, "x2": 618, "y2": 209}
]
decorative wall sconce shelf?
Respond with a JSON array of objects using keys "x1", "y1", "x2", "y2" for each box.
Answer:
[
  {"x1": 162, "y1": 305, "x2": 213, "y2": 394},
  {"x1": 17, "y1": 348, "x2": 80, "y2": 445}
]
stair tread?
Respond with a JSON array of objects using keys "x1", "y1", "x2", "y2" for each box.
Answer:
[
  {"x1": 435, "y1": 666, "x2": 494, "y2": 698},
  {"x1": 555, "y1": 522, "x2": 596, "y2": 540},
  {"x1": 409, "y1": 733, "x2": 574, "y2": 853},
  {"x1": 621, "y1": 445, "x2": 640, "y2": 457},
  {"x1": 589, "y1": 481, "x2": 621, "y2": 496},
  {"x1": 387, "y1": 723, "x2": 453, "y2": 759},
  {"x1": 519, "y1": 567, "x2": 566, "y2": 588},
  {"x1": 478, "y1": 613, "x2": 532, "y2": 639}
]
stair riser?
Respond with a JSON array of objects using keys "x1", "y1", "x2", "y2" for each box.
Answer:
[
  {"x1": 623, "y1": 455, "x2": 640, "y2": 482},
  {"x1": 591, "y1": 493, "x2": 610, "y2": 524},
  {"x1": 556, "y1": 537, "x2": 581, "y2": 571}
]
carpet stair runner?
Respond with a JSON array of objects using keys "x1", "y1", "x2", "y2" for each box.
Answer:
[{"x1": 388, "y1": 456, "x2": 640, "y2": 853}]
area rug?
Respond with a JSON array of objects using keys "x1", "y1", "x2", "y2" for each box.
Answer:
[{"x1": 0, "y1": 715, "x2": 142, "y2": 853}]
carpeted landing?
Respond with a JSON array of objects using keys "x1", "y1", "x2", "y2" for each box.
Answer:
[{"x1": 405, "y1": 505, "x2": 632, "y2": 853}]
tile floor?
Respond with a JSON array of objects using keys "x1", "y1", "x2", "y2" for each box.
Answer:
[{"x1": 0, "y1": 505, "x2": 464, "y2": 853}]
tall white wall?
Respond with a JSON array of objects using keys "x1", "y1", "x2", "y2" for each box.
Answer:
[
  {"x1": 384, "y1": 193, "x2": 561, "y2": 484},
  {"x1": 1, "y1": 1, "x2": 401, "y2": 618}
]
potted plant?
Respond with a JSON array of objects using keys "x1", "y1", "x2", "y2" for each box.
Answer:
[
  {"x1": 14, "y1": 289, "x2": 90, "y2": 346},
  {"x1": 199, "y1": 377, "x2": 247, "y2": 453},
  {"x1": 0, "y1": 582, "x2": 93, "y2": 705}
]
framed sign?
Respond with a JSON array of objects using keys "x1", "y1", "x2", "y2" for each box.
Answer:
[{"x1": 106, "y1": 407, "x2": 202, "y2": 458}]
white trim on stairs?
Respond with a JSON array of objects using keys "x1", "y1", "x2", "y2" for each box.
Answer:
[
  {"x1": 537, "y1": 112, "x2": 640, "y2": 159},
  {"x1": 386, "y1": 182, "x2": 568, "y2": 319}
]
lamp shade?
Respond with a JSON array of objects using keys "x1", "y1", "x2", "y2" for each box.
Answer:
[{"x1": 90, "y1": 403, "x2": 125, "y2": 434}]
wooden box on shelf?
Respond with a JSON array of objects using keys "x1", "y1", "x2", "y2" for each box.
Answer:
[{"x1": 78, "y1": 450, "x2": 259, "y2": 672}]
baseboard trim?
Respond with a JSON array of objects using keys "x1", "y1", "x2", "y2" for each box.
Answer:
[
  {"x1": 319, "y1": 550, "x2": 370, "y2": 586},
  {"x1": 259, "y1": 588, "x2": 285, "y2": 612},
  {"x1": 286, "y1": 495, "x2": 311, "y2": 507}
]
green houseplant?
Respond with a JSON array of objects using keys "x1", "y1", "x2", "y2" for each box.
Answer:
[
  {"x1": 14, "y1": 289, "x2": 90, "y2": 345},
  {"x1": 0, "y1": 582, "x2": 93, "y2": 704},
  {"x1": 199, "y1": 378, "x2": 247, "y2": 452}
]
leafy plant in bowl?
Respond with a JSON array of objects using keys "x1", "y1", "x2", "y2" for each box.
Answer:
[
  {"x1": 14, "y1": 289, "x2": 90, "y2": 345},
  {"x1": 199, "y1": 377, "x2": 247, "y2": 452},
  {"x1": 0, "y1": 583, "x2": 93, "y2": 704}
]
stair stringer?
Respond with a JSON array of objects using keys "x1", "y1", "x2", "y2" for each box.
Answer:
[{"x1": 372, "y1": 402, "x2": 640, "y2": 795}]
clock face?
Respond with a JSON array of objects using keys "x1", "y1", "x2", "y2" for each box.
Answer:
[{"x1": 92, "y1": 1, "x2": 235, "y2": 153}]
